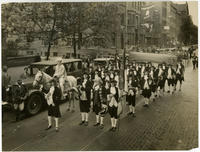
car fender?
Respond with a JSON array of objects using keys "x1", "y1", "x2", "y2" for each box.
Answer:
[{"x1": 27, "y1": 89, "x2": 45, "y2": 102}]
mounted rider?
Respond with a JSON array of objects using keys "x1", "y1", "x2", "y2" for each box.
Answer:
[{"x1": 53, "y1": 58, "x2": 67, "y2": 99}]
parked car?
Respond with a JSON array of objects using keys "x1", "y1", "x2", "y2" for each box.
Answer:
[
  {"x1": 93, "y1": 58, "x2": 114, "y2": 67},
  {"x1": 6, "y1": 59, "x2": 82, "y2": 116}
]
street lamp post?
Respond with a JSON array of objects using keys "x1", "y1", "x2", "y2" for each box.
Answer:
[{"x1": 123, "y1": 2, "x2": 128, "y2": 89}]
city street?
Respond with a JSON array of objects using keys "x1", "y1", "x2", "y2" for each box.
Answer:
[{"x1": 2, "y1": 61, "x2": 198, "y2": 151}]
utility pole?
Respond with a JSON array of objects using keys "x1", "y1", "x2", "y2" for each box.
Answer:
[{"x1": 123, "y1": 2, "x2": 128, "y2": 89}]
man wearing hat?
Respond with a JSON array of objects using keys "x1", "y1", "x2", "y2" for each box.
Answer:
[
  {"x1": 53, "y1": 58, "x2": 67, "y2": 99},
  {"x1": 13, "y1": 79, "x2": 28, "y2": 121}
]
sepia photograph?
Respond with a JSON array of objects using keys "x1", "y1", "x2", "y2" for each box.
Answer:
[{"x1": 1, "y1": 1, "x2": 198, "y2": 151}]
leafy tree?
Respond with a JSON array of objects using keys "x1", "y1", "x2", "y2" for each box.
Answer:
[{"x1": 178, "y1": 15, "x2": 197, "y2": 45}]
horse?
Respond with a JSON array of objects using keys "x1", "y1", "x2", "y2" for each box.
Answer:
[{"x1": 33, "y1": 70, "x2": 78, "y2": 111}]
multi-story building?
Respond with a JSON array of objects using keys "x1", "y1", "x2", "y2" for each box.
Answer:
[{"x1": 141, "y1": 1, "x2": 189, "y2": 47}]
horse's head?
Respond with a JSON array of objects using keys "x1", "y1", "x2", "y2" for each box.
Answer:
[{"x1": 33, "y1": 70, "x2": 44, "y2": 87}]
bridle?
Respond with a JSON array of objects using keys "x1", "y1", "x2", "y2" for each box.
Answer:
[{"x1": 35, "y1": 71, "x2": 44, "y2": 84}]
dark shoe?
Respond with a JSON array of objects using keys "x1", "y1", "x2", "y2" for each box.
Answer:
[
  {"x1": 143, "y1": 104, "x2": 147, "y2": 107},
  {"x1": 127, "y1": 112, "x2": 132, "y2": 116},
  {"x1": 109, "y1": 127, "x2": 114, "y2": 131},
  {"x1": 146, "y1": 104, "x2": 149, "y2": 108},
  {"x1": 79, "y1": 121, "x2": 85, "y2": 126},
  {"x1": 45, "y1": 125, "x2": 52, "y2": 130},
  {"x1": 67, "y1": 108, "x2": 70, "y2": 111},
  {"x1": 112, "y1": 127, "x2": 117, "y2": 132},
  {"x1": 132, "y1": 114, "x2": 136, "y2": 117},
  {"x1": 100, "y1": 124, "x2": 104, "y2": 129},
  {"x1": 84, "y1": 121, "x2": 88, "y2": 126},
  {"x1": 93, "y1": 123, "x2": 100, "y2": 127},
  {"x1": 71, "y1": 109, "x2": 75, "y2": 113},
  {"x1": 55, "y1": 127, "x2": 59, "y2": 132},
  {"x1": 167, "y1": 90, "x2": 170, "y2": 93}
]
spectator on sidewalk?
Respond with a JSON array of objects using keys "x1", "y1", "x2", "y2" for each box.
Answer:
[
  {"x1": 2, "y1": 66, "x2": 11, "y2": 102},
  {"x1": 13, "y1": 80, "x2": 28, "y2": 121}
]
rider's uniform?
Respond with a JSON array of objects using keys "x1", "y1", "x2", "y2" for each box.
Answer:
[{"x1": 54, "y1": 64, "x2": 67, "y2": 91}]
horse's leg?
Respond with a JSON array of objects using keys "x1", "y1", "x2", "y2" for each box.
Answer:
[
  {"x1": 71, "y1": 91, "x2": 75, "y2": 113},
  {"x1": 59, "y1": 77, "x2": 65, "y2": 100},
  {"x1": 67, "y1": 92, "x2": 71, "y2": 111}
]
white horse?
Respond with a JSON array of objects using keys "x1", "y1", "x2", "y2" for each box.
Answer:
[{"x1": 33, "y1": 70, "x2": 78, "y2": 111}]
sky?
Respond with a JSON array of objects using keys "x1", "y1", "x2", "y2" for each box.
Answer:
[{"x1": 176, "y1": 1, "x2": 198, "y2": 26}]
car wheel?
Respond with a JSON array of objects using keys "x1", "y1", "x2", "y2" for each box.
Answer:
[{"x1": 26, "y1": 94, "x2": 43, "y2": 115}]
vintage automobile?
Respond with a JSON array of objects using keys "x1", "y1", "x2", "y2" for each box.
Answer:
[
  {"x1": 6, "y1": 59, "x2": 82, "y2": 116},
  {"x1": 93, "y1": 58, "x2": 115, "y2": 67}
]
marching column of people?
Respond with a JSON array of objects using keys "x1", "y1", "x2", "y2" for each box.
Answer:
[{"x1": 76, "y1": 59, "x2": 185, "y2": 132}]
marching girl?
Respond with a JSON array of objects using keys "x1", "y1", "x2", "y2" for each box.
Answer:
[
  {"x1": 149, "y1": 77, "x2": 157, "y2": 101},
  {"x1": 93, "y1": 77, "x2": 103, "y2": 127},
  {"x1": 114, "y1": 70, "x2": 120, "y2": 88},
  {"x1": 45, "y1": 79, "x2": 61, "y2": 132},
  {"x1": 175, "y1": 62, "x2": 185, "y2": 91},
  {"x1": 78, "y1": 73, "x2": 91, "y2": 126},
  {"x1": 110, "y1": 70, "x2": 115, "y2": 81},
  {"x1": 167, "y1": 64, "x2": 175, "y2": 94},
  {"x1": 142, "y1": 71, "x2": 151, "y2": 107},
  {"x1": 108, "y1": 80, "x2": 119, "y2": 132},
  {"x1": 99, "y1": 80, "x2": 110, "y2": 129},
  {"x1": 162, "y1": 63, "x2": 167, "y2": 92},
  {"x1": 127, "y1": 76, "x2": 137, "y2": 117}
]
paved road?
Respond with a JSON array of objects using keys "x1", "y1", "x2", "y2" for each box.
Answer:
[{"x1": 2, "y1": 61, "x2": 198, "y2": 151}]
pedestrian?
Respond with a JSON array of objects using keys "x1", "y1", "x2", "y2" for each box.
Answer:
[
  {"x1": 2, "y1": 65, "x2": 11, "y2": 102},
  {"x1": 45, "y1": 78, "x2": 61, "y2": 132},
  {"x1": 192, "y1": 56, "x2": 198, "y2": 70},
  {"x1": 108, "y1": 80, "x2": 119, "y2": 132},
  {"x1": 13, "y1": 80, "x2": 28, "y2": 121},
  {"x1": 78, "y1": 73, "x2": 91, "y2": 126}
]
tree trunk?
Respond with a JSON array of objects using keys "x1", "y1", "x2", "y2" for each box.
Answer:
[
  {"x1": 46, "y1": 42, "x2": 51, "y2": 60},
  {"x1": 46, "y1": 5, "x2": 57, "y2": 60},
  {"x1": 78, "y1": 32, "x2": 82, "y2": 50}
]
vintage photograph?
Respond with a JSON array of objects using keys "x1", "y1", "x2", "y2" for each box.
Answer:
[{"x1": 1, "y1": 1, "x2": 198, "y2": 151}]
